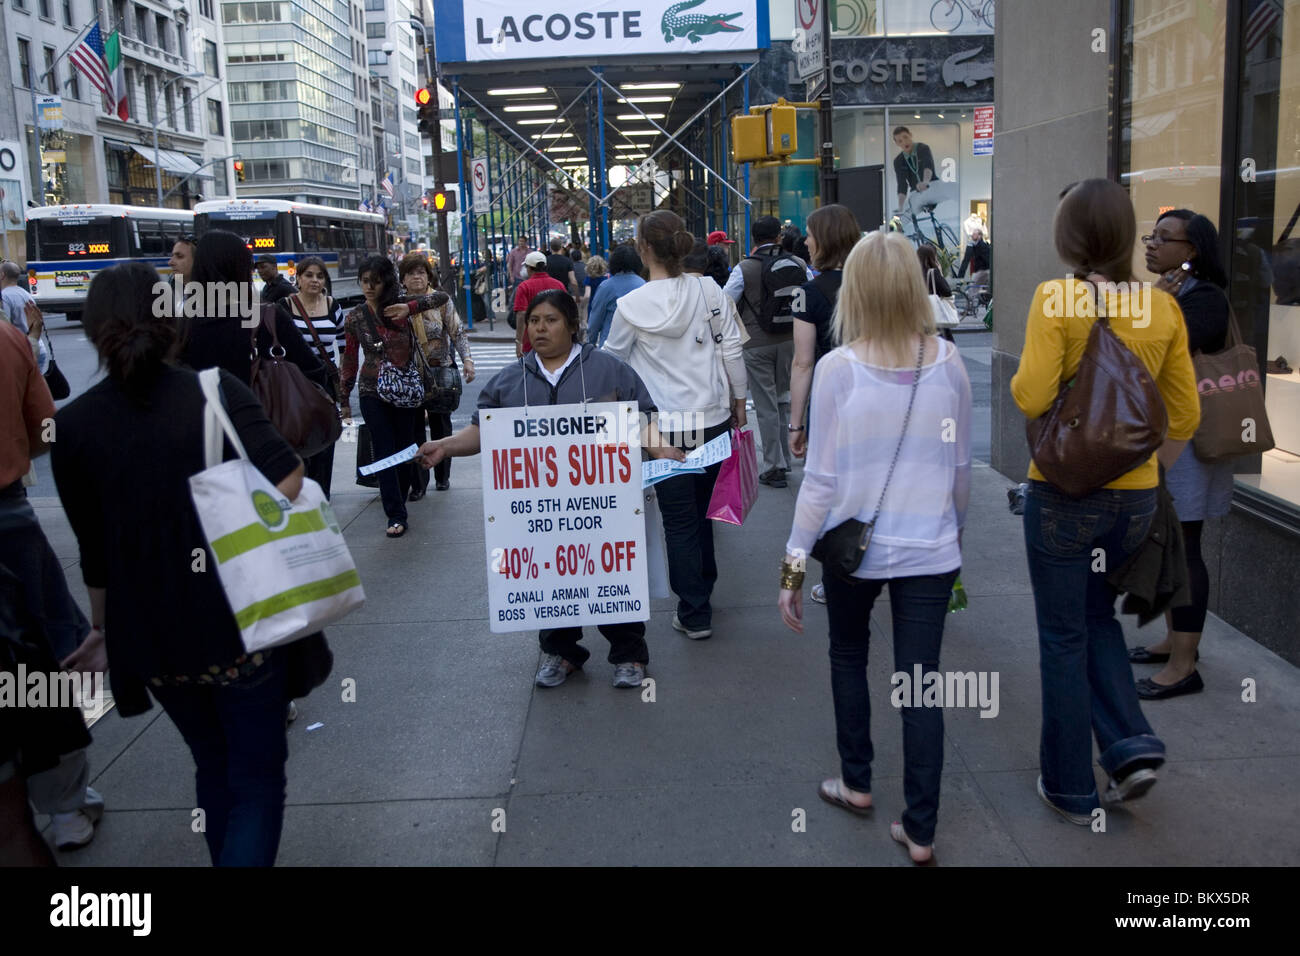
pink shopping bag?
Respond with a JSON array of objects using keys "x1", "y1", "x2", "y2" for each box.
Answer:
[{"x1": 707, "y1": 429, "x2": 759, "y2": 526}]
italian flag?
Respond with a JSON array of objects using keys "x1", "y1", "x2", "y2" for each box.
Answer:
[{"x1": 105, "y1": 30, "x2": 128, "y2": 121}]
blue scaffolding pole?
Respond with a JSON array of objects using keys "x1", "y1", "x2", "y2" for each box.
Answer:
[
  {"x1": 595, "y1": 68, "x2": 610, "y2": 253},
  {"x1": 453, "y1": 78, "x2": 473, "y2": 329},
  {"x1": 587, "y1": 89, "x2": 598, "y2": 255},
  {"x1": 742, "y1": 72, "x2": 751, "y2": 246},
  {"x1": 720, "y1": 81, "x2": 729, "y2": 240}
]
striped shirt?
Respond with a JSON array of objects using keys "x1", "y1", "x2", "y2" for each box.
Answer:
[
  {"x1": 787, "y1": 338, "x2": 972, "y2": 579},
  {"x1": 280, "y1": 296, "x2": 344, "y2": 362}
]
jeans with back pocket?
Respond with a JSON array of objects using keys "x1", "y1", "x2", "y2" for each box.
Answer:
[{"x1": 1023, "y1": 480, "x2": 1165, "y2": 815}]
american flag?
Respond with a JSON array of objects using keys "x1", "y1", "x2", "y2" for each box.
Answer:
[
  {"x1": 1245, "y1": 0, "x2": 1282, "y2": 54},
  {"x1": 69, "y1": 22, "x2": 114, "y2": 108},
  {"x1": 381, "y1": 175, "x2": 395, "y2": 199},
  {"x1": 358, "y1": 200, "x2": 369, "y2": 212}
]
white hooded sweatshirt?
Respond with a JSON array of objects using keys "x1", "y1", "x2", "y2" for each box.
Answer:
[{"x1": 604, "y1": 274, "x2": 748, "y2": 432}]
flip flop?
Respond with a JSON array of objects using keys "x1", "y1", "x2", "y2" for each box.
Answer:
[
  {"x1": 386, "y1": 521, "x2": 407, "y2": 538},
  {"x1": 818, "y1": 778, "x2": 873, "y2": 817},
  {"x1": 890, "y1": 821, "x2": 936, "y2": 866}
]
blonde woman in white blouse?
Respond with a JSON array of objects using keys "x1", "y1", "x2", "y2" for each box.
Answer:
[{"x1": 779, "y1": 231, "x2": 972, "y2": 865}]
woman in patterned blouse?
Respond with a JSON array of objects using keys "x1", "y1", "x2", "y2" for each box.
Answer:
[{"x1": 398, "y1": 253, "x2": 475, "y2": 496}]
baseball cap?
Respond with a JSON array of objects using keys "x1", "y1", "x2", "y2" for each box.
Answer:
[
  {"x1": 524, "y1": 250, "x2": 547, "y2": 268},
  {"x1": 707, "y1": 231, "x2": 735, "y2": 245}
]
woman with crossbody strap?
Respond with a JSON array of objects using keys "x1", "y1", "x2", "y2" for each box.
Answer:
[{"x1": 280, "y1": 257, "x2": 343, "y2": 496}]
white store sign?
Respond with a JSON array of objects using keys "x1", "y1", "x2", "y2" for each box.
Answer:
[
  {"x1": 480, "y1": 401, "x2": 649, "y2": 633},
  {"x1": 440, "y1": 1, "x2": 768, "y2": 63}
]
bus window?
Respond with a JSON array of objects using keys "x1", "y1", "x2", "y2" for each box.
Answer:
[
  {"x1": 134, "y1": 220, "x2": 170, "y2": 257},
  {"x1": 31, "y1": 218, "x2": 119, "y2": 260}
]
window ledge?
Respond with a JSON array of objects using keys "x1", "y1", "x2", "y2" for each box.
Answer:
[{"x1": 1232, "y1": 484, "x2": 1300, "y2": 538}]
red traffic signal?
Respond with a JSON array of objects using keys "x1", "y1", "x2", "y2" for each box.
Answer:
[
  {"x1": 233, "y1": 159, "x2": 245, "y2": 182},
  {"x1": 415, "y1": 88, "x2": 432, "y2": 107}
]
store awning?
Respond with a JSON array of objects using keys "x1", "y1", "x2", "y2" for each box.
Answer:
[{"x1": 131, "y1": 145, "x2": 210, "y2": 178}]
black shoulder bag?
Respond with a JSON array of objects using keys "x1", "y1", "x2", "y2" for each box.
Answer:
[{"x1": 812, "y1": 339, "x2": 925, "y2": 578}]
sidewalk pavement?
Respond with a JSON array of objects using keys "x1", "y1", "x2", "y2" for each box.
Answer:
[{"x1": 31, "y1": 441, "x2": 1300, "y2": 866}]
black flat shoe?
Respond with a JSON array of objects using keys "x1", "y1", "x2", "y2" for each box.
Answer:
[
  {"x1": 1136, "y1": 670, "x2": 1204, "y2": 700},
  {"x1": 1129, "y1": 646, "x2": 1198, "y2": 664},
  {"x1": 408, "y1": 488, "x2": 426, "y2": 502},
  {"x1": 435, "y1": 479, "x2": 449, "y2": 491}
]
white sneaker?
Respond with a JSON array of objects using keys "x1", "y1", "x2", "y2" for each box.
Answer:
[
  {"x1": 52, "y1": 788, "x2": 104, "y2": 850},
  {"x1": 672, "y1": 613, "x2": 712, "y2": 640}
]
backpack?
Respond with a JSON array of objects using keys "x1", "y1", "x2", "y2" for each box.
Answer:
[{"x1": 740, "y1": 246, "x2": 806, "y2": 334}]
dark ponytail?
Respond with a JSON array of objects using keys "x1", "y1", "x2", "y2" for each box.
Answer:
[
  {"x1": 637, "y1": 210, "x2": 695, "y2": 277},
  {"x1": 83, "y1": 261, "x2": 177, "y2": 398}
]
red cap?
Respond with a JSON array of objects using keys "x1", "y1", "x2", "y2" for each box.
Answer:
[{"x1": 707, "y1": 230, "x2": 735, "y2": 245}]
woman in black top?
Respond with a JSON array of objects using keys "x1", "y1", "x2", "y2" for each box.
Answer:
[
  {"x1": 179, "y1": 230, "x2": 327, "y2": 390},
  {"x1": 917, "y1": 242, "x2": 955, "y2": 343},
  {"x1": 51, "y1": 262, "x2": 332, "y2": 866},
  {"x1": 1128, "y1": 209, "x2": 1234, "y2": 701},
  {"x1": 790, "y1": 203, "x2": 862, "y2": 607}
]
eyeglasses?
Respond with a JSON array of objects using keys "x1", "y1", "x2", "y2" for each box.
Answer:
[{"x1": 1141, "y1": 234, "x2": 1192, "y2": 247}]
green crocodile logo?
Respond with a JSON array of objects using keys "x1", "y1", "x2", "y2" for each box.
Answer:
[{"x1": 662, "y1": 0, "x2": 744, "y2": 43}]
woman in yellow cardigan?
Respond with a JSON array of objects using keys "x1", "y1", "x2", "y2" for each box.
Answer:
[{"x1": 1011, "y1": 179, "x2": 1200, "y2": 825}]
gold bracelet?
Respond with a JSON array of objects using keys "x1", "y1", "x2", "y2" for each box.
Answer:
[{"x1": 780, "y1": 568, "x2": 805, "y2": 591}]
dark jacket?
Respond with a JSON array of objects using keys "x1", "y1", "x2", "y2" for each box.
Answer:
[
  {"x1": 261, "y1": 274, "x2": 297, "y2": 305},
  {"x1": 957, "y1": 239, "x2": 991, "y2": 278},
  {"x1": 472, "y1": 342, "x2": 656, "y2": 424},
  {"x1": 1107, "y1": 472, "x2": 1190, "y2": 626},
  {"x1": 180, "y1": 304, "x2": 329, "y2": 390}
]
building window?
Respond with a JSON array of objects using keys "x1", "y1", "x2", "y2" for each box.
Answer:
[
  {"x1": 365, "y1": 22, "x2": 386, "y2": 38},
  {"x1": 112, "y1": 0, "x2": 127, "y2": 35},
  {"x1": 207, "y1": 98, "x2": 223, "y2": 135},
  {"x1": 67, "y1": 66, "x2": 80, "y2": 100},
  {"x1": 39, "y1": 0, "x2": 51, "y2": 18},
  {"x1": 124, "y1": 67, "x2": 136, "y2": 116},
  {"x1": 204, "y1": 40, "x2": 219, "y2": 77},
  {"x1": 156, "y1": 14, "x2": 170, "y2": 52},
  {"x1": 177, "y1": 25, "x2": 187, "y2": 61},
  {"x1": 183, "y1": 88, "x2": 194, "y2": 131},
  {"x1": 13, "y1": 0, "x2": 27, "y2": 11},
  {"x1": 165, "y1": 84, "x2": 176, "y2": 129},
  {"x1": 366, "y1": 49, "x2": 387, "y2": 66},
  {"x1": 199, "y1": 0, "x2": 213, "y2": 18},
  {"x1": 364, "y1": 0, "x2": 383, "y2": 10},
  {"x1": 134, "y1": 5, "x2": 149, "y2": 45},
  {"x1": 144, "y1": 74, "x2": 157, "y2": 122},
  {"x1": 62, "y1": 0, "x2": 73, "y2": 25},
  {"x1": 17, "y1": 40, "x2": 32, "y2": 88},
  {"x1": 42, "y1": 46, "x2": 56, "y2": 93}
]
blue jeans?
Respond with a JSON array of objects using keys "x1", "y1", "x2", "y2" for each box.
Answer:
[
  {"x1": 150, "y1": 654, "x2": 290, "y2": 866},
  {"x1": 654, "y1": 461, "x2": 723, "y2": 631},
  {"x1": 1023, "y1": 481, "x2": 1166, "y2": 815},
  {"x1": 824, "y1": 569, "x2": 958, "y2": 846}
]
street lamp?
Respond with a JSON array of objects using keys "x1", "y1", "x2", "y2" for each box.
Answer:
[{"x1": 154, "y1": 70, "x2": 204, "y2": 207}]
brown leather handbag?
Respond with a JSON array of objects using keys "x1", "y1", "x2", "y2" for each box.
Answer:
[
  {"x1": 1026, "y1": 289, "x2": 1169, "y2": 498},
  {"x1": 250, "y1": 304, "x2": 342, "y2": 459}
]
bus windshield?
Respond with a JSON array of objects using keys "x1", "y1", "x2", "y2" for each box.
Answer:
[
  {"x1": 200, "y1": 214, "x2": 279, "y2": 252},
  {"x1": 32, "y1": 218, "x2": 118, "y2": 260}
]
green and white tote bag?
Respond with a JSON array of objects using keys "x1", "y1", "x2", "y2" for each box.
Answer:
[{"x1": 191, "y1": 368, "x2": 365, "y2": 653}]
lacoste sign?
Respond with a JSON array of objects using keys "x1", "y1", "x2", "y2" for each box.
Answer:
[{"x1": 438, "y1": 1, "x2": 770, "y2": 63}]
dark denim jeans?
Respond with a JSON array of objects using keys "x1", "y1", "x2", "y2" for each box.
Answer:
[
  {"x1": 1023, "y1": 480, "x2": 1166, "y2": 815},
  {"x1": 359, "y1": 395, "x2": 422, "y2": 524},
  {"x1": 654, "y1": 461, "x2": 722, "y2": 631},
  {"x1": 823, "y1": 569, "x2": 958, "y2": 847},
  {"x1": 539, "y1": 621, "x2": 648, "y2": 666},
  {"x1": 413, "y1": 409, "x2": 453, "y2": 491},
  {"x1": 150, "y1": 653, "x2": 290, "y2": 867}
]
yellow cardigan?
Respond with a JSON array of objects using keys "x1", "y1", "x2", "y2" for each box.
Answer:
[{"x1": 1010, "y1": 278, "x2": 1201, "y2": 490}]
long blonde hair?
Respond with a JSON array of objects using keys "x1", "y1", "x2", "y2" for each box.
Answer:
[{"x1": 833, "y1": 231, "x2": 934, "y2": 366}]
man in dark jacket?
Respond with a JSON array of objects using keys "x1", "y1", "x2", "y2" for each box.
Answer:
[
  {"x1": 256, "y1": 256, "x2": 297, "y2": 305},
  {"x1": 420, "y1": 291, "x2": 683, "y2": 692}
]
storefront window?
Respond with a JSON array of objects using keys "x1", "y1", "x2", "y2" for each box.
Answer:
[{"x1": 1227, "y1": 0, "x2": 1300, "y2": 508}]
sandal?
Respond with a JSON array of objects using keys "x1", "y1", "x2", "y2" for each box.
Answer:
[
  {"x1": 386, "y1": 521, "x2": 407, "y2": 538},
  {"x1": 890, "y1": 821, "x2": 936, "y2": 865},
  {"x1": 818, "y1": 778, "x2": 873, "y2": 816}
]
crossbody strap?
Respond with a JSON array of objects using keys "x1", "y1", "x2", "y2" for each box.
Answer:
[
  {"x1": 868, "y1": 339, "x2": 926, "y2": 526},
  {"x1": 292, "y1": 294, "x2": 335, "y2": 368}
]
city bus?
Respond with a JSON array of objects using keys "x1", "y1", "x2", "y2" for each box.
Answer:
[
  {"x1": 194, "y1": 199, "x2": 386, "y2": 305},
  {"x1": 24, "y1": 204, "x2": 195, "y2": 323}
]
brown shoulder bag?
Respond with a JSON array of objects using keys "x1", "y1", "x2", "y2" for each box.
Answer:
[{"x1": 1026, "y1": 285, "x2": 1169, "y2": 498}]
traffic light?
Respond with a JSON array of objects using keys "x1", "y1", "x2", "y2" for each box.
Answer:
[
  {"x1": 233, "y1": 159, "x2": 245, "y2": 182},
  {"x1": 428, "y1": 188, "x2": 455, "y2": 212},
  {"x1": 415, "y1": 87, "x2": 437, "y2": 138},
  {"x1": 730, "y1": 99, "x2": 801, "y2": 164}
]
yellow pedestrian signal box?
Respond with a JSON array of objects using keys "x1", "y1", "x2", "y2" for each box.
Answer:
[
  {"x1": 730, "y1": 114, "x2": 768, "y2": 163},
  {"x1": 429, "y1": 188, "x2": 456, "y2": 212},
  {"x1": 767, "y1": 103, "x2": 797, "y2": 156},
  {"x1": 731, "y1": 99, "x2": 802, "y2": 163}
]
